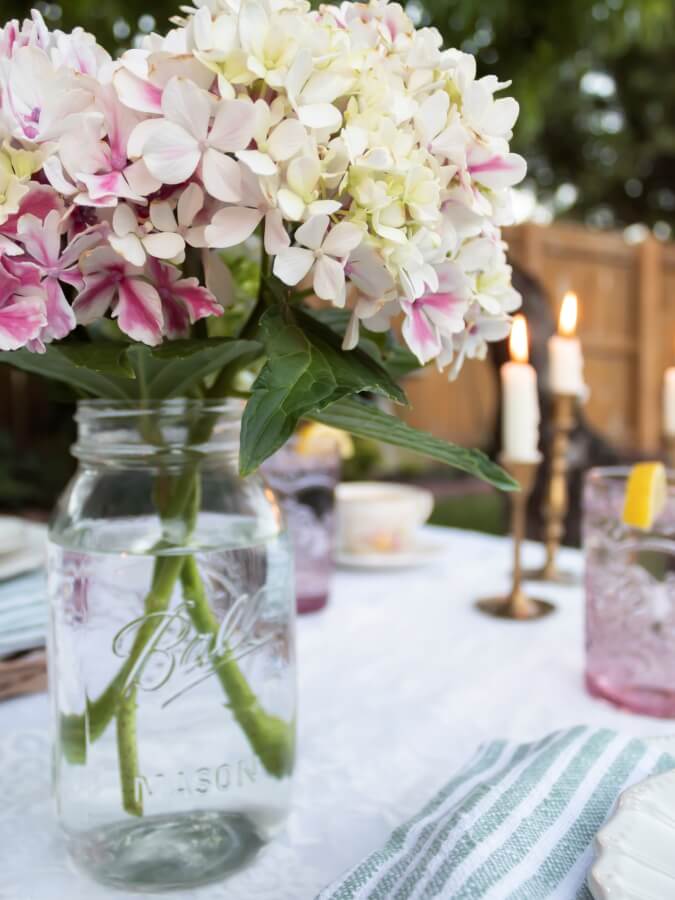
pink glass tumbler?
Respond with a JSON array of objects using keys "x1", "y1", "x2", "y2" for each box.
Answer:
[
  {"x1": 263, "y1": 442, "x2": 340, "y2": 614},
  {"x1": 584, "y1": 466, "x2": 675, "y2": 717}
]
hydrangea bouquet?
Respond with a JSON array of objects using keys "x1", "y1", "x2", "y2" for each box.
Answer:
[
  {"x1": 0, "y1": 0, "x2": 524, "y2": 483},
  {"x1": 0, "y1": 0, "x2": 525, "y2": 858}
]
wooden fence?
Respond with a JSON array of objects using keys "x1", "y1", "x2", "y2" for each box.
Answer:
[{"x1": 402, "y1": 221, "x2": 674, "y2": 455}]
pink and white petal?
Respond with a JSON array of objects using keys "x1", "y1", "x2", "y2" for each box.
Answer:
[
  {"x1": 418, "y1": 292, "x2": 468, "y2": 335},
  {"x1": 184, "y1": 225, "x2": 208, "y2": 248},
  {"x1": 0, "y1": 295, "x2": 47, "y2": 351},
  {"x1": 436, "y1": 261, "x2": 471, "y2": 297},
  {"x1": 209, "y1": 99, "x2": 256, "y2": 153},
  {"x1": 0, "y1": 236, "x2": 23, "y2": 257},
  {"x1": 43, "y1": 278, "x2": 76, "y2": 341},
  {"x1": 78, "y1": 171, "x2": 139, "y2": 203},
  {"x1": 149, "y1": 201, "x2": 178, "y2": 234},
  {"x1": 238, "y1": 0, "x2": 268, "y2": 57},
  {"x1": 468, "y1": 148, "x2": 527, "y2": 190},
  {"x1": 78, "y1": 245, "x2": 129, "y2": 277},
  {"x1": 59, "y1": 228, "x2": 104, "y2": 271},
  {"x1": 5, "y1": 187, "x2": 64, "y2": 237},
  {"x1": 297, "y1": 103, "x2": 342, "y2": 132},
  {"x1": 142, "y1": 231, "x2": 186, "y2": 260},
  {"x1": 263, "y1": 209, "x2": 290, "y2": 256},
  {"x1": 276, "y1": 188, "x2": 305, "y2": 222},
  {"x1": 0, "y1": 263, "x2": 21, "y2": 307},
  {"x1": 273, "y1": 247, "x2": 315, "y2": 286},
  {"x1": 236, "y1": 149, "x2": 277, "y2": 176},
  {"x1": 114, "y1": 68, "x2": 163, "y2": 114},
  {"x1": 74, "y1": 193, "x2": 118, "y2": 210},
  {"x1": 201, "y1": 149, "x2": 243, "y2": 202},
  {"x1": 415, "y1": 90, "x2": 449, "y2": 144},
  {"x1": 268, "y1": 118, "x2": 307, "y2": 161},
  {"x1": 113, "y1": 204, "x2": 139, "y2": 238},
  {"x1": 159, "y1": 290, "x2": 191, "y2": 339},
  {"x1": 72, "y1": 274, "x2": 117, "y2": 324},
  {"x1": 285, "y1": 47, "x2": 312, "y2": 106},
  {"x1": 286, "y1": 155, "x2": 320, "y2": 198},
  {"x1": 342, "y1": 310, "x2": 360, "y2": 351},
  {"x1": 313, "y1": 255, "x2": 346, "y2": 305},
  {"x1": 401, "y1": 302, "x2": 441, "y2": 364},
  {"x1": 143, "y1": 122, "x2": 201, "y2": 185},
  {"x1": 177, "y1": 182, "x2": 204, "y2": 227},
  {"x1": 161, "y1": 76, "x2": 211, "y2": 142},
  {"x1": 295, "y1": 215, "x2": 329, "y2": 251},
  {"x1": 171, "y1": 279, "x2": 223, "y2": 323},
  {"x1": 322, "y1": 221, "x2": 363, "y2": 258},
  {"x1": 114, "y1": 277, "x2": 164, "y2": 346},
  {"x1": 307, "y1": 199, "x2": 342, "y2": 217},
  {"x1": 490, "y1": 97, "x2": 520, "y2": 136},
  {"x1": 42, "y1": 156, "x2": 78, "y2": 197},
  {"x1": 109, "y1": 232, "x2": 146, "y2": 267},
  {"x1": 128, "y1": 119, "x2": 165, "y2": 159},
  {"x1": 124, "y1": 160, "x2": 162, "y2": 197},
  {"x1": 205, "y1": 206, "x2": 264, "y2": 249},
  {"x1": 17, "y1": 211, "x2": 60, "y2": 267}
]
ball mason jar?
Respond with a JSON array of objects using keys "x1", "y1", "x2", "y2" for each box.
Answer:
[{"x1": 47, "y1": 399, "x2": 296, "y2": 891}]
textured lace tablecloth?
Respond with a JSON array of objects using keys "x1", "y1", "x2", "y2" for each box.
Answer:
[{"x1": 2, "y1": 528, "x2": 674, "y2": 900}]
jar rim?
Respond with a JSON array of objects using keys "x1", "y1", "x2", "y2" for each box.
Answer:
[
  {"x1": 76, "y1": 397, "x2": 245, "y2": 419},
  {"x1": 73, "y1": 398, "x2": 245, "y2": 463},
  {"x1": 586, "y1": 465, "x2": 675, "y2": 488}
]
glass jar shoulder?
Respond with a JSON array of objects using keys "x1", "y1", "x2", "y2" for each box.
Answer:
[{"x1": 50, "y1": 464, "x2": 284, "y2": 556}]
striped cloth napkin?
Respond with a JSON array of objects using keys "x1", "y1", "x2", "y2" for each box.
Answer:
[
  {"x1": 0, "y1": 570, "x2": 47, "y2": 658},
  {"x1": 316, "y1": 726, "x2": 675, "y2": 900}
]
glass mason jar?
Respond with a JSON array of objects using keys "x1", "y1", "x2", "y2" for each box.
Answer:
[
  {"x1": 584, "y1": 466, "x2": 675, "y2": 717},
  {"x1": 47, "y1": 400, "x2": 296, "y2": 892}
]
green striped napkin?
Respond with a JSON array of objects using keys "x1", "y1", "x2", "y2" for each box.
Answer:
[{"x1": 316, "y1": 726, "x2": 675, "y2": 900}]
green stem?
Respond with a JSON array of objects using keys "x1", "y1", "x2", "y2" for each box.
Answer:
[
  {"x1": 180, "y1": 557, "x2": 295, "y2": 778},
  {"x1": 61, "y1": 553, "x2": 187, "y2": 763},
  {"x1": 116, "y1": 686, "x2": 142, "y2": 817}
]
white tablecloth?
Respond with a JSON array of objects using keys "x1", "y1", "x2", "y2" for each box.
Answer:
[{"x1": 2, "y1": 528, "x2": 674, "y2": 900}]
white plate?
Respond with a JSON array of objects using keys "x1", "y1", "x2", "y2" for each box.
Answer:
[
  {"x1": 336, "y1": 537, "x2": 446, "y2": 570},
  {"x1": 0, "y1": 517, "x2": 28, "y2": 557},
  {"x1": 588, "y1": 736, "x2": 675, "y2": 899},
  {"x1": 0, "y1": 523, "x2": 47, "y2": 582}
]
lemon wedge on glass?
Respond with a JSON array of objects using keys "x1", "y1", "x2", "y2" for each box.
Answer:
[
  {"x1": 622, "y1": 462, "x2": 667, "y2": 530},
  {"x1": 295, "y1": 423, "x2": 355, "y2": 459}
]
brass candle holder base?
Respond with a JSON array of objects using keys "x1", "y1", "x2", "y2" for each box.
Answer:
[
  {"x1": 524, "y1": 392, "x2": 579, "y2": 586},
  {"x1": 476, "y1": 458, "x2": 556, "y2": 621},
  {"x1": 476, "y1": 592, "x2": 555, "y2": 621}
]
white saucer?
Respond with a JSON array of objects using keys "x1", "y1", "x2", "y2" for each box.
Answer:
[
  {"x1": 0, "y1": 517, "x2": 28, "y2": 557},
  {"x1": 336, "y1": 537, "x2": 446, "y2": 570},
  {"x1": 0, "y1": 522, "x2": 47, "y2": 582},
  {"x1": 588, "y1": 736, "x2": 675, "y2": 899}
]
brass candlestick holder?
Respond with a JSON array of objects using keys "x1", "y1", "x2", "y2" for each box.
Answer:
[
  {"x1": 524, "y1": 392, "x2": 579, "y2": 585},
  {"x1": 666, "y1": 436, "x2": 675, "y2": 471},
  {"x1": 476, "y1": 458, "x2": 555, "y2": 621}
]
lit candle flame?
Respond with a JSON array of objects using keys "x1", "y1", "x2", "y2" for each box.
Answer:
[
  {"x1": 559, "y1": 291, "x2": 578, "y2": 337},
  {"x1": 509, "y1": 314, "x2": 529, "y2": 364}
]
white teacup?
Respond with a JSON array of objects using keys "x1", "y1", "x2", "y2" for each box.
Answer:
[{"x1": 336, "y1": 482, "x2": 434, "y2": 555}]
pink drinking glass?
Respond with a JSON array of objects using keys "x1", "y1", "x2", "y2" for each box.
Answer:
[
  {"x1": 262, "y1": 440, "x2": 340, "y2": 615},
  {"x1": 584, "y1": 466, "x2": 675, "y2": 717}
]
